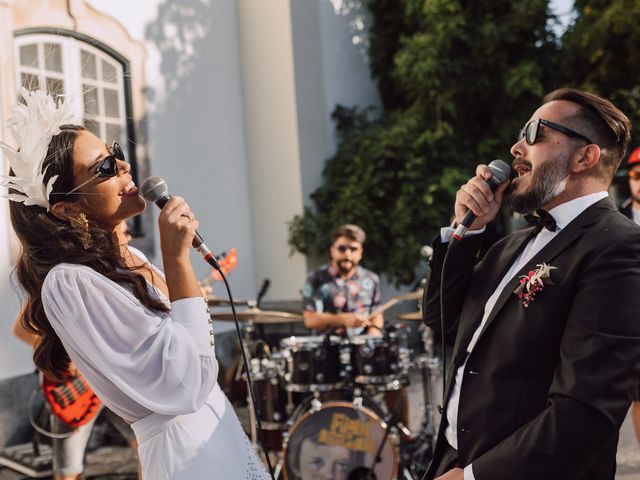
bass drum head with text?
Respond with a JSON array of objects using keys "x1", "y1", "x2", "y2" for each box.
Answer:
[{"x1": 282, "y1": 401, "x2": 397, "y2": 480}]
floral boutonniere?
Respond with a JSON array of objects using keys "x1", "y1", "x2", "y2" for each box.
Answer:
[{"x1": 514, "y1": 263, "x2": 557, "y2": 307}]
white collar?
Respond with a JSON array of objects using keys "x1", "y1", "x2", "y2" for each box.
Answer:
[{"x1": 547, "y1": 191, "x2": 608, "y2": 231}]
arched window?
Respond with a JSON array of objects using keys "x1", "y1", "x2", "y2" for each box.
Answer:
[{"x1": 14, "y1": 34, "x2": 128, "y2": 155}]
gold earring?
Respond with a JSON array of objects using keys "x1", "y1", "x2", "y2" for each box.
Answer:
[{"x1": 69, "y1": 212, "x2": 93, "y2": 250}]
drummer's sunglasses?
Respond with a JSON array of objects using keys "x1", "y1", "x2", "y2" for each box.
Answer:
[
  {"x1": 629, "y1": 169, "x2": 640, "y2": 180},
  {"x1": 65, "y1": 141, "x2": 125, "y2": 196},
  {"x1": 335, "y1": 245, "x2": 360, "y2": 253}
]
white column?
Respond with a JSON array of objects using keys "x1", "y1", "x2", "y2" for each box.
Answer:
[{"x1": 236, "y1": 0, "x2": 307, "y2": 300}]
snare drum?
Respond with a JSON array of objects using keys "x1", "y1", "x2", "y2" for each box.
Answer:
[
  {"x1": 348, "y1": 333, "x2": 409, "y2": 388},
  {"x1": 282, "y1": 401, "x2": 398, "y2": 480},
  {"x1": 280, "y1": 335, "x2": 345, "y2": 392}
]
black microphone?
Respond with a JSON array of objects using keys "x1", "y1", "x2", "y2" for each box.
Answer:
[
  {"x1": 141, "y1": 176, "x2": 221, "y2": 270},
  {"x1": 255, "y1": 278, "x2": 270, "y2": 308},
  {"x1": 452, "y1": 159, "x2": 511, "y2": 241}
]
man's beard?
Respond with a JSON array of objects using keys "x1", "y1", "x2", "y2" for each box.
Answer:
[
  {"x1": 506, "y1": 153, "x2": 571, "y2": 214},
  {"x1": 336, "y1": 259, "x2": 356, "y2": 274}
]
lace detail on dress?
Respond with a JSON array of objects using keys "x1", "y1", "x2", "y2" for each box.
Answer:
[{"x1": 242, "y1": 432, "x2": 272, "y2": 479}]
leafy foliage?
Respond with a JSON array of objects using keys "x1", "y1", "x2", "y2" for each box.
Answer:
[
  {"x1": 290, "y1": 0, "x2": 631, "y2": 285},
  {"x1": 560, "y1": 0, "x2": 640, "y2": 149}
]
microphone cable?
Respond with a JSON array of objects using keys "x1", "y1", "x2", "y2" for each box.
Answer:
[
  {"x1": 438, "y1": 245, "x2": 452, "y2": 410},
  {"x1": 419, "y1": 243, "x2": 452, "y2": 480},
  {"x1": 214, "y1": 267, "x2": 276, "y2": 479}
]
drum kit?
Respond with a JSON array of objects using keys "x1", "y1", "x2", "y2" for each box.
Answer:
[{"x1": 208, "y1": 289, "x2": 442, "y2": 480}]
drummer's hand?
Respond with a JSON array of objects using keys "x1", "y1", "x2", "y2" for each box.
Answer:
[
  {"x1": 435, "y1": 468, "x2": 463, "y2": 480},
  {"x1": 346, "y1": 314, "x2": 371, "y2": 329},
  {"x1": 366, "y1": 326, "x2": 383, "y2": 337},
  {"x1": 200, "y1": 284, "x2": 213, "y2": 296}
]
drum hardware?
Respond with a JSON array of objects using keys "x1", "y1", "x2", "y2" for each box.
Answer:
[
  {"x1": 348, "y1": 332, "x2": 410, "y2": 389},
  {"x1": 206, "y1": 295, "x2": 250, "y2": 307},
  {"x1": 231, "y1": 303, "x2": 441, "y2": 479},
  {"x1": 309, "y1": 392, "x2": 323, "y2": 413},
  {"x1": 363, "y1": 389, "x2": 414, "y2": 480},
  {"x1": 279, "y1": 335, "x2": 345, "y2": 392},
  {"x1": 212, "y1": 307, "x2": 304, "y2": 324}
]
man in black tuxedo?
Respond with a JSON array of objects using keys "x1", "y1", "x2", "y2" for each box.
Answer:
[{"x1": 422, "y1": 88, "x2": 640, "y2": 480}]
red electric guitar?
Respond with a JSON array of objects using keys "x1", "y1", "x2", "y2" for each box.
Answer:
[
  {"x1": 41, "y1": 371, "x2": 101, "y2": 428},
  {"x1": 199, "y1": 248, "x2": 238, "y2": 287}
]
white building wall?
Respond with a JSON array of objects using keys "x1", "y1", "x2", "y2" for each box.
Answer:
[
  {"x1": 291, "y1": 0, "x2": 381, "y2": 203},
  {"x1": 0, "y1": 0, "x2": 384, "y2": 381},
  {"x1": 235, "y1": 0, "x2": 308, "y2": 301},
  {"x1": 141, "y1": 0, "x2": 258, "y2": 304},
  {"x1": 318, "y1": 0, "x2": 381, "y2": 156},
  {"x1": 0, "y1": 0, "x2": 35, "y2": 381}
]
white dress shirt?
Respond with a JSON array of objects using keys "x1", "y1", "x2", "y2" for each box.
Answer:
[{"x1": 439, "y1": 191, "x2": 608, "y2": 480}]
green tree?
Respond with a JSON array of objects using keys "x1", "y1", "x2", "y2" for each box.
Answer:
[
  {"x1": 560, "y1": 0, "x2": 640, "y2": 149},
  {"x1": 290, "y1": 0, "x2": 561, "y2": 285}
]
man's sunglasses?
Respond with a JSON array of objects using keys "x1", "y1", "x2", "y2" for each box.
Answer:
[
  {"x1": 65, "y1": 142, "x2": 124, "y2": 196},
  {"x1": 629, "y1": 169, "x2": 640, "y2": 180},
  {"x1": 335, "y1": 244, "x2": 360, "y2": 253},
  {"x1": 519, "y1": 118, "x2": 593, "y2": 146}
]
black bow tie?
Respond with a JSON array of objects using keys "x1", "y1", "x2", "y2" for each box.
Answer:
[{"x1": 524, "y1": 209, "x2": 557, "y2": 234}]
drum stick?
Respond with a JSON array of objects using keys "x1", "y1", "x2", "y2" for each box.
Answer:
[{"x1": 367, "y1": 289, "x2": 423, "y2": 320}]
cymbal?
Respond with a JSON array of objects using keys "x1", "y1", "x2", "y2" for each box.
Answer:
[
  {"x1": 206, "y1": 296, "x2": 249, "y2": 307},
  {"x1": 396, "y1": 311, "x2": 423, "y2": 321},
  {"x1": 213, "y1": 308, "x2": 304, "y2": 324}
]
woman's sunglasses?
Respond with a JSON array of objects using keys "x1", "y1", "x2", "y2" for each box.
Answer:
[{"x1": 65, "y1": 142, "x2": 125, "y2": 196}]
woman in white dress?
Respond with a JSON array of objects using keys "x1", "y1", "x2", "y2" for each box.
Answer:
[{"x1": 2, "y1": 90, "x2": 270, "y2": 479}]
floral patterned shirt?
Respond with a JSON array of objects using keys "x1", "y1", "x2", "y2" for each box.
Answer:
[{"x1": 302, "y1": 263, "x2": 380, "y2": 316}]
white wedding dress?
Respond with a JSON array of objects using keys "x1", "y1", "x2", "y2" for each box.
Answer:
[{"x1": 41, "y1": 248, "x2": 270, "y2": 479}]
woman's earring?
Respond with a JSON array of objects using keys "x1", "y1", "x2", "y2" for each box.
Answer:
[{"x1": 69, "y1": 212, "x2": 93, "y2": 250}]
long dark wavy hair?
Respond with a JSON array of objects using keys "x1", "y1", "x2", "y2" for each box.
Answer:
[{"x1": 9, "y1": 125, "x2": 169, "y2": 381}]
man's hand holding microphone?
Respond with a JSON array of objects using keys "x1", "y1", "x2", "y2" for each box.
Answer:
[{"x1": 452, "y1": 160, "x2": 511, "y2": 241}]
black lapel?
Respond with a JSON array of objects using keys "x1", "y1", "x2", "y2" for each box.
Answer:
[
  {"x1": 452, "y1": 227, "x2": 535, "y2": 358},
  {"x1": 475, "y1": 197, "x2": 613, "y2": 342}
]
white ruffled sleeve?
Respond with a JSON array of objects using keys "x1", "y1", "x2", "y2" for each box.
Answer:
[{"x1": 41, "y1": 264, "x2": 218, "y2": 418}]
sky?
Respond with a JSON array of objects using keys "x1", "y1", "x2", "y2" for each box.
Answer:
[{"x1": 550, "y1": 0, "x2": 577, "y2": 36}]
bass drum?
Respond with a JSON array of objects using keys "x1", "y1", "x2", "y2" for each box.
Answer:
[{"x1": 281, "y1": 401, "x2": 398, "y2": 480}]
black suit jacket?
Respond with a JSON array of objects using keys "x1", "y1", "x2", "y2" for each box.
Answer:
[{"x1": 423, "y1": 198, "x2": 640, "y2": 480}]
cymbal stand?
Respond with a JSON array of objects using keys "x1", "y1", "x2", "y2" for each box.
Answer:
[
  {"x1": 416, "y1": 324, "x2": 441, "y2": 452},
  {"x1": 242, "y1": 319, "x2": 260, "y2": 446}
]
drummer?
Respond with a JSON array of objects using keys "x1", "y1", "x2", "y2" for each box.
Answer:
[
  {"x1": 301, "y1": 224, "x2": 410, "y2": 429},
  {"x1": 301, "y1": 224, "x2": 382, "y2": 335}
]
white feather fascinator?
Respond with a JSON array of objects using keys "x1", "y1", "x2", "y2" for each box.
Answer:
[{"x1": 0, "y1": 88, "x2": 79, "y2": 209}]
